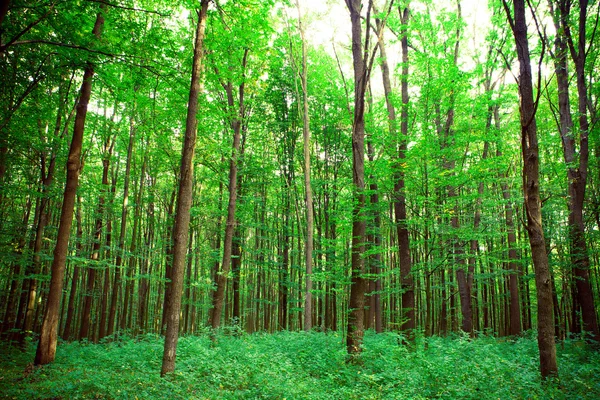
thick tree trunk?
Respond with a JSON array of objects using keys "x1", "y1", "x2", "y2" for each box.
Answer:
[
  {"x1": 395, "y1": 6, "x2": 415, "y2": 335},
  {"x1": 34, "y1": 8, "x2": 105, "y2": 365},
  {"x1": 161, "y1": 0, "x2": 208, "y2": 376},
  {"x1": 555, "y1": 0, "x2": 599, "y2": 339},
  {"x1": 504, "y1": 0, "x2": 558, "y2": 378},
  {"x1": 345, "y1": 0, "x2": 368, "y2": 356}
]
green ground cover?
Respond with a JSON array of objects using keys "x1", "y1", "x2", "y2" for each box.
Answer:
[{"x1": 1, "y1": 331, "x2": 599, "y2": 399}]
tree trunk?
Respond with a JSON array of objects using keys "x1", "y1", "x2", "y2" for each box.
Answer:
[
  {"x1": 62, "y1": 196, "x2": 84, "y2": 340},
  {"x1": 494, "y1": 107, "x2": 522, "y2": 336},
  {"x1": 34, "y1": 8, "x2": 105, "y2": 365},
  {"x1": 345, "y1": 0, "x2": 369, "y2": 356},
  {"x1": 503, "y1": 0, "x2": 558, "y2": 378},
  {"x1": 79, "y1": 135, "x2": 113, "y2": 341},
  {"x1": 209, "y1": 49, "x2": 249, "y2": 330},
  {"x1": 555, "y1": 0, "x2": 599, "y2": 339},
  {"x1": 107, "y1": 98, "x2": 137, "y2": 337},
  {"x1": 295, "y1": 0, "x2": 314, "y2": 332},
  {"x1": 161, "y1": 1, "x2": 209, "y2": 376},
  {"x1": 395, "y1": 5, "x2": 415, "y2": 335}
]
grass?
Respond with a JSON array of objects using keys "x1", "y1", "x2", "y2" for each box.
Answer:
[{"x1": 1, "y1": 330, "x2": 599, "y2": 399}]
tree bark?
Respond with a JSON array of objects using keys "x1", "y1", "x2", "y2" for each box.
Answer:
[
  {"x1": 79, "y1": 134, "x2": 113, "y2": 341},
  {"x1": 503, "y1": 0, "x2": 558, "y2": 378},
  {"x1": 494, "y1": 106, "x2": 522, "y2": 336},
  {"x1": 295, "y1": 0, "x2": 314, "y2": 332},
  {"x1": 395, "y1": 5, "x2": 415, "y2": 335},
  {"x1": 34, "y1": 7, "x2": 105, "y2": 365},
  {"x1": 62, "y1": 196, "x2": 83, "y2": 340},
  {"x1": 161, "y1": 0, "x2": 209, "y2": 376},
  {"x1": 345, "y1": 0, "x2": 369, "y2": 356},
  {"x1": 555, "y1": 0, "x2": 599, "y2": 339},
  {"x1": 106, "y1": 100, "x2": 136, "y2": 337},
  {"x1": 209, "y1": 49, "x2": 249, "y2": 330}
]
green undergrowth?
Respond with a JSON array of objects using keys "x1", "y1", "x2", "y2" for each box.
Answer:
[{"x1": 1, "y1": 330, "x2": 599, "y2": 399}]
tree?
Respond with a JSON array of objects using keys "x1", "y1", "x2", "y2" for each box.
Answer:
[
  {"x1": 552, "y1": 0, "x2": 599, "y2": 340},
  {"x1": 161, "y1": 0, "x2": 209, "y2": 376},
  {"x1": 35, "y1": 5, "x2": 105, "y2": 365},
  {"x1": 294, "y1": 0, "x2": 314, "y2": 332},
  {"x1": 394, "y1": 3, "x2": 415, "y2": 336},
  {"x1": 345, "y1": 0, "x2": 370, "y2": 356},
  {"x1": 502, "y1": 0, "x2": 558, "y2": 378}
]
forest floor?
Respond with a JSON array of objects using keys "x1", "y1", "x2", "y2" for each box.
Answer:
[{"x1": 1, "y1": 330, "x2": 599, "y2": 399}]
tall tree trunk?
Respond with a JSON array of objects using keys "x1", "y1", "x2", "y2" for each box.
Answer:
[
  {"x1": 209, "y1": 49, "x2": 249, "y2": 330},
  {"x1": 295, "y1": 0, "x2": 314, "y2": 332},
  {"x1": 395, "y1": 5, "x2": 415, "y2": 335},
  {"x1": 34, "y1": 7, "x2": 105, "y2": 365},
  {"x1": 98, "y1": 166, "x2": 117, "y2": 339},
  {"x1": 1, "y1": 199, "x2": 31, "y2": 338},
  {"x1": 79, "y1": 134, "x2": 113, "y2": 341},
  {"x1": 231, "y1": 228, "x2": 242, "y2": 321},
  {"x1": 161, "y1": 0, "x2": 208, "y2": 376},
  {"x1": 62, "y1": 196, "x2": 84, "y2": 340},
  {"x1": 345, "y1": 0, "x2": 369, "y2": 356},
  {"x1": 494, "y1": 107, "x2": 522, "y2": 336},
  {"x1": 107, "y1": 101, "x2": 136, "y2": 337},
  {"x1": 503, "y1": 0, "x2": 558, "y2": 378},
  {"x1": 555, "y1": 0, "x2": 599, "y2": 339},
  {"x1": 21, "y1": 77, "x2": 73, "y2": 341}
]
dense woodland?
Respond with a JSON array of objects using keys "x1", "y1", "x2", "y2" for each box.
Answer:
[{"x1": 1, "y1": 0, "x2": 600, "y2": 383}]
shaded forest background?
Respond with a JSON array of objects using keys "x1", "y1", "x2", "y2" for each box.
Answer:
[{"x1": 1, "y1": 0, "x2": 600, "y2": 378}]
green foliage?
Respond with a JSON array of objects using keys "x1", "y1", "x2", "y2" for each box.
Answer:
[{"x1": 1, "y1": 332, "x2": 599, "y2": 399}]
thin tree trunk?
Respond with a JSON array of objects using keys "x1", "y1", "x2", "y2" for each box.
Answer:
[
  {"x1": 161, "y1": 0, "x2": 208, "y2": 376},
  {"x1": 79, "y1": 135, "x2": 113, "y2": 341},
  {"x1": 494, "y1": 106, "x2": 522, "y2": 336},
  {"x1": 34, "y1": 7, "x2": 105, "y2": 365},
  {"x1": 62, "y1": 196, "x2": 84, "y2": 340},
  {"x1": 98, "y1": 166, "x2": 117, "y2": 339},
  {"x1": 209, "y1": 49, "x2": 249, "y2": 330},
  {"x1": 107, "y1": 97, "x2": 137, "y2": 337},
  {"x1": 295, "y1": 0, "x2": 314, "y2": 332}
]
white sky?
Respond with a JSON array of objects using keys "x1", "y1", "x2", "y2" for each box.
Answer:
[{"x1": 296, "y1": 0, "x2": 493, "y2": 93}]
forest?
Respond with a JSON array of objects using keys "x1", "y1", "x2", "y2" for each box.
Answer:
[{"x1": 1, "y1": 0, "x2": 600, "y2": 398}]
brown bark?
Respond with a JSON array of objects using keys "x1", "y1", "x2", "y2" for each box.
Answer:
[
  {"x1": 161, "y1": 0, "x2": 208, "y2": 376},
  {"x1": 209, "y1": 49, "x2": 248, "y2": 330},
  {"x1": 137, "y1": 174, "x2": 154, "y2": 332},
  {"x1": 34, "y1": 7, "x2": 105, "y2": 365},
  {"x1": 0, "y1": 0, "x2": 9, "y2": 28},
  {"x1": 106, "y1": 102, "x2": 136, "y2": 337},
  {"x1": 232, "y1": 228, "x2": 242, "y2": 321},
  {"x1": 555, "y1": 0, "x2": 599, "y2": 339},
  {"x1": 503, "y1": 0, "x2": 558, "y2": 378},
  {"x1": 395, "y1": 5, "x2": 415, "y2": 335},
  {"x1": 62, "y1": 196, "x2": 84, "y2": 340},
  {"x1": 98, "y1": 167, "x2": 117, "y2": 338},
  {"x1": 1, "y1": 200, "x2": 31, "y2": 338},
  {"x1": 79, "y1": 134, "x2": 113, "y2": 341},
  {"x1": 494, "y1": 107, "x2": 522, "y2": 336},
  {"x1": 345, "y1": 0, "x2": 369, "y2": 356}
]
